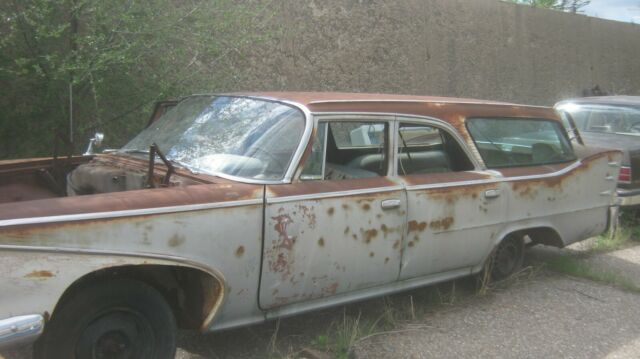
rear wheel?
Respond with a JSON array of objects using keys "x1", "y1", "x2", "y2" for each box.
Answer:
[
  {"x1": 491, "y1": 235, "x2": 524, "y2": 280},
  {"x1": 35, "y1": 278, "x2": 176, "y2": 359}
]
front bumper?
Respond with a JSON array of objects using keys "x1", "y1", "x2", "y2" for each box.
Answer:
[
  {"x1": 617, "y1": 187, "x2": 640, "y2": 207},
  {"x1": 0, "y1": 314, "x2": 44, "y2": 349}
]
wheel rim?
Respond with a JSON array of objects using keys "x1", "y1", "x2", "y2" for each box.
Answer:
[
  {"x1": 76, "y1": 309, "x2": 155, "y2": 359},
  {"x1": 494, "y1": 239, "x2": 520, "y2": 277}
]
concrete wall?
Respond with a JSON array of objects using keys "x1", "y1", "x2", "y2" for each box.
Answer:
[{"x1": 224, "y1": 0, "x2": 640, "y2": 106}]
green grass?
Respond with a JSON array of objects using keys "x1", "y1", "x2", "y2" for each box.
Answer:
[
  {"x1": 591, "y1": 209, "x2": 640, "y2": 252},
  {"x1": 545, "y1": 255, "x2": 640, "y2": 293}
]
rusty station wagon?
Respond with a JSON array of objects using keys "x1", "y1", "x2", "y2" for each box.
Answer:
[{"x1": 0, "y1": 92, "x2": 622, "y2": 358}]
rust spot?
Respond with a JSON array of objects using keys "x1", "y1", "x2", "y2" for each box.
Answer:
[
  {"x1": 385, "y1": 257, "x2": 390, "y2": 263},
  {"x1": 235, "y1": 245, "x2": 245, "y2": 257},
  {"x1": 369, "y1": 252, "x2": 375, "y2": 257},
  {"x1": 296, "y1": 204, "x2": 317, "y2": 229},
  {"x1": 168, "y1": 234, "x2": 185, "y2": 247},
  {"x1": 352, "y1": 234, "x2": 358, "y2": 240},
  {"x1": 318, "y1": 237, "x2": 325, "y2": 247},
  {"x1": 25, "y1": 270, "x2": 53, "y2": 278},
  {"x1": 327, "y1": 207, "x2": 335, "y2": 216},
  {"x1": 362, "y1": 203, "x2": 371, "y2": 211},
  {"x1": 342, "y1": 203, "x2": 350, "y2": 210},
  {"x1": 344, "y1": 226, "x2": 350, "y2": 234},
  {"x1": 363, "y1": 229, "x2": 378, "y2": 243},
  {"x1": 408, "y1": 220, "x2": 428, "y2": 232},
  {"x1": 322, "y1": 282, "x2": 339, "y2": 296},
  {"x1": 393, "y1": 239, "x2": 400, "y2": 249},
  {"x1": 429, "y1": 217, "x2": 454, "y2": 231},
  {"x1": 272, "y1": 214, "x2": 295, "y2": 250},
  {"x1": 408, "y1": 241, "x2": 415, "y2": 247}
]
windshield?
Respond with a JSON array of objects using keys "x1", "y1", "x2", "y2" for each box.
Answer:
[
  {"x1": 121, "y1": 95, "x2": 306, "y2": 181},
  {"x1": 556, "y1": 103, "x2": 640, "y2": 136}
]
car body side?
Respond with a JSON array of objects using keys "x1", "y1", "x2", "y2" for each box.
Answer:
[{"x1": 0, "y1": 93, "x2": 622, "y2": 348}]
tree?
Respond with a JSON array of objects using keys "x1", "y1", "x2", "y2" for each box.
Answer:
[
  {"x1": 506, "y1": 0, "x2": 591, "y2": 13},
  {"x1": 0, "y1": 0, "x2": 271, "y2": 159}
]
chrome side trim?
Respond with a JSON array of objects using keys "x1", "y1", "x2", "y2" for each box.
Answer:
[
  {"x1": 0, "y1": 314, "x2": 44, "y2": 349},
  {"x1": 267, "y1": 186, "x2": 405, "y2": 204},
  {"x1": 405, "y1": 161, "x2": 583, "y2": 191},
  {"x1": 0, "y1": 198, "x2": 263, "y2": 228}
]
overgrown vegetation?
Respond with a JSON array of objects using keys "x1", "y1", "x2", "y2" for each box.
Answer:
[
  {"x1": 544, "y1": 209, "x2": 640, "y2": 292},
  {"x1": 504, "y1": 0, "x2": 590, "y2": 13},
  {"x1": 545, "y1": 255, "x2": 640, "y2": 293},
  {"x1": 0, "y1": 0, "x2": 273, "y2": 159},
  {"x1": 592, "y1": 209, "x2": 640, "y2": 252}
]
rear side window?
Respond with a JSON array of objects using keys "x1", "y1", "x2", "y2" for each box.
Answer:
[{"x1": 467, "y1": 118, "x2": 575, "y2": 168}]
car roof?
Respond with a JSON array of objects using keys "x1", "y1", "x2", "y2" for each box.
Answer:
[
  {"x1": 556, "y1": 96, "x2": 640, "y2": 107},
  {"x1": 222, "y1": 92, "x2": 557, "y2": 126},
  {"x1": 231, "y1": 91, "x2": 529, "y2": 108}
]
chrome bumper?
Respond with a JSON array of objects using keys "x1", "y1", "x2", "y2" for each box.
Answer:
[
  {"x1": 0, "y1": 314, "x2": 44, "y2": 349},
  {"x1": 617, "y1": 188, "x2": 640, "y2": 207}
]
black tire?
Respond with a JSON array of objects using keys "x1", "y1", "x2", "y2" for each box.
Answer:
[
  {"x1": 491, "y1": 235, "x2": 524, "y2": 280},
  {"x1": 34, "y1": 278, "x2": 176, "y2": 359}
]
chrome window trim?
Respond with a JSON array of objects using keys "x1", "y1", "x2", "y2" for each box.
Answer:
[
  {"x1": 267, "y1": 185, "x2": 405, "y2": 204},
  {"x1": 0, "y1": 198, "x2": 263, "y2": 228},
  {"x1": 310, "y1": 113, "x2": 397, "y2": 178},
  {"x1": 394, "y1": 114, "x2": 483, "y2": 173}
]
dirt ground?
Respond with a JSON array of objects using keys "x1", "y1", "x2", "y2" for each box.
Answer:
[{"x1": 3, "y1": 245, "x2": 640, "y2": 359}]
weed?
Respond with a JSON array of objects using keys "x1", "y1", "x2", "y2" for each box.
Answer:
[{"x1": 545, "y1": 255, "x2": 640, "y2": 293}]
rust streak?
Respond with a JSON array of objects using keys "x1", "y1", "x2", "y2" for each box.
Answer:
[{"x1": 25, "y1": 270, "x2": 54, "y2": 278}]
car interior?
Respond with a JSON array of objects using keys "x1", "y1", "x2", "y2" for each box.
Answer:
[{"x1": 316, "y1": 121, "x2": 474, "y2": 180}]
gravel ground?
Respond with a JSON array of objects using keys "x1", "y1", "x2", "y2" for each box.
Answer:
[
  {"x1": 352, "y1": 273, "x2": 640, "y2": 359},
  {"x1": 4, "y1": 244, "x2": 640, "y2": 359}
]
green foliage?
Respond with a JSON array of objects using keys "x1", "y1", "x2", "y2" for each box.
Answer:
[
  {"x1": 505, "y1": 0, "x2": 590, "y2": 13},
  {"x1": 0, "y1": 0, "x2": 271, "y2": 159},
  {"x1": 545, "y1": 255, "x2": 640, "y2": 293}
]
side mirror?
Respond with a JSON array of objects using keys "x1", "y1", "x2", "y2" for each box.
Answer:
[{"x1": 84, "y1": 132, "x2": 105, "y2": 155}]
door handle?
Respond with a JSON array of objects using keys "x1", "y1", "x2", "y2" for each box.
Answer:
[
  {"x1": 381, "y1": 199, "x2": 401, "y2": 210},
  {"x1": 484, "y1": 189, "x2": 501, "y2": 199}
]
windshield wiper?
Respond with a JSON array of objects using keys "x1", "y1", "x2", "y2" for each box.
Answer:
[
  {"x1": 147, "y1": 143, "x2": 175, "y2": 187},
  {"x1": 121, "y1": 148, "x2": 198, "y2": 175}
]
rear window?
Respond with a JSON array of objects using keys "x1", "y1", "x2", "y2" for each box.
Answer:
[{"x1": 466, "y1": 118, "x2": 575, "y2": 168}]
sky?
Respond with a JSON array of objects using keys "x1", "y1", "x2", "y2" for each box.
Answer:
[{"x1": 582, "y1": 0, "x2": 640, "y2": 23}]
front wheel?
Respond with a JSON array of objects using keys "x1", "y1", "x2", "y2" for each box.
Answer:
[
  {"x1": 491, "y1": 235, "x2": 525, "y2": 280},
  {"x1": 34, "y1": 278, "x2": 176, "y2": 359}
]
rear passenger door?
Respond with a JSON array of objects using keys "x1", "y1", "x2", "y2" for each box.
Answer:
[
  {"x1": 260, "y1": 115, "x2": 407, "y2": 309},
  {"x1": 396, "y1": 118, "x2": 508, "y2": 280}
]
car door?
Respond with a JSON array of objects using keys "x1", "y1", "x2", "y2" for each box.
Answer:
[
  {"x1": 259, "y1": 116, "x2": 407, "y2": 309},
  {"x1": 395, "y1": 118, "x2": 508, "y2": 279}
]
